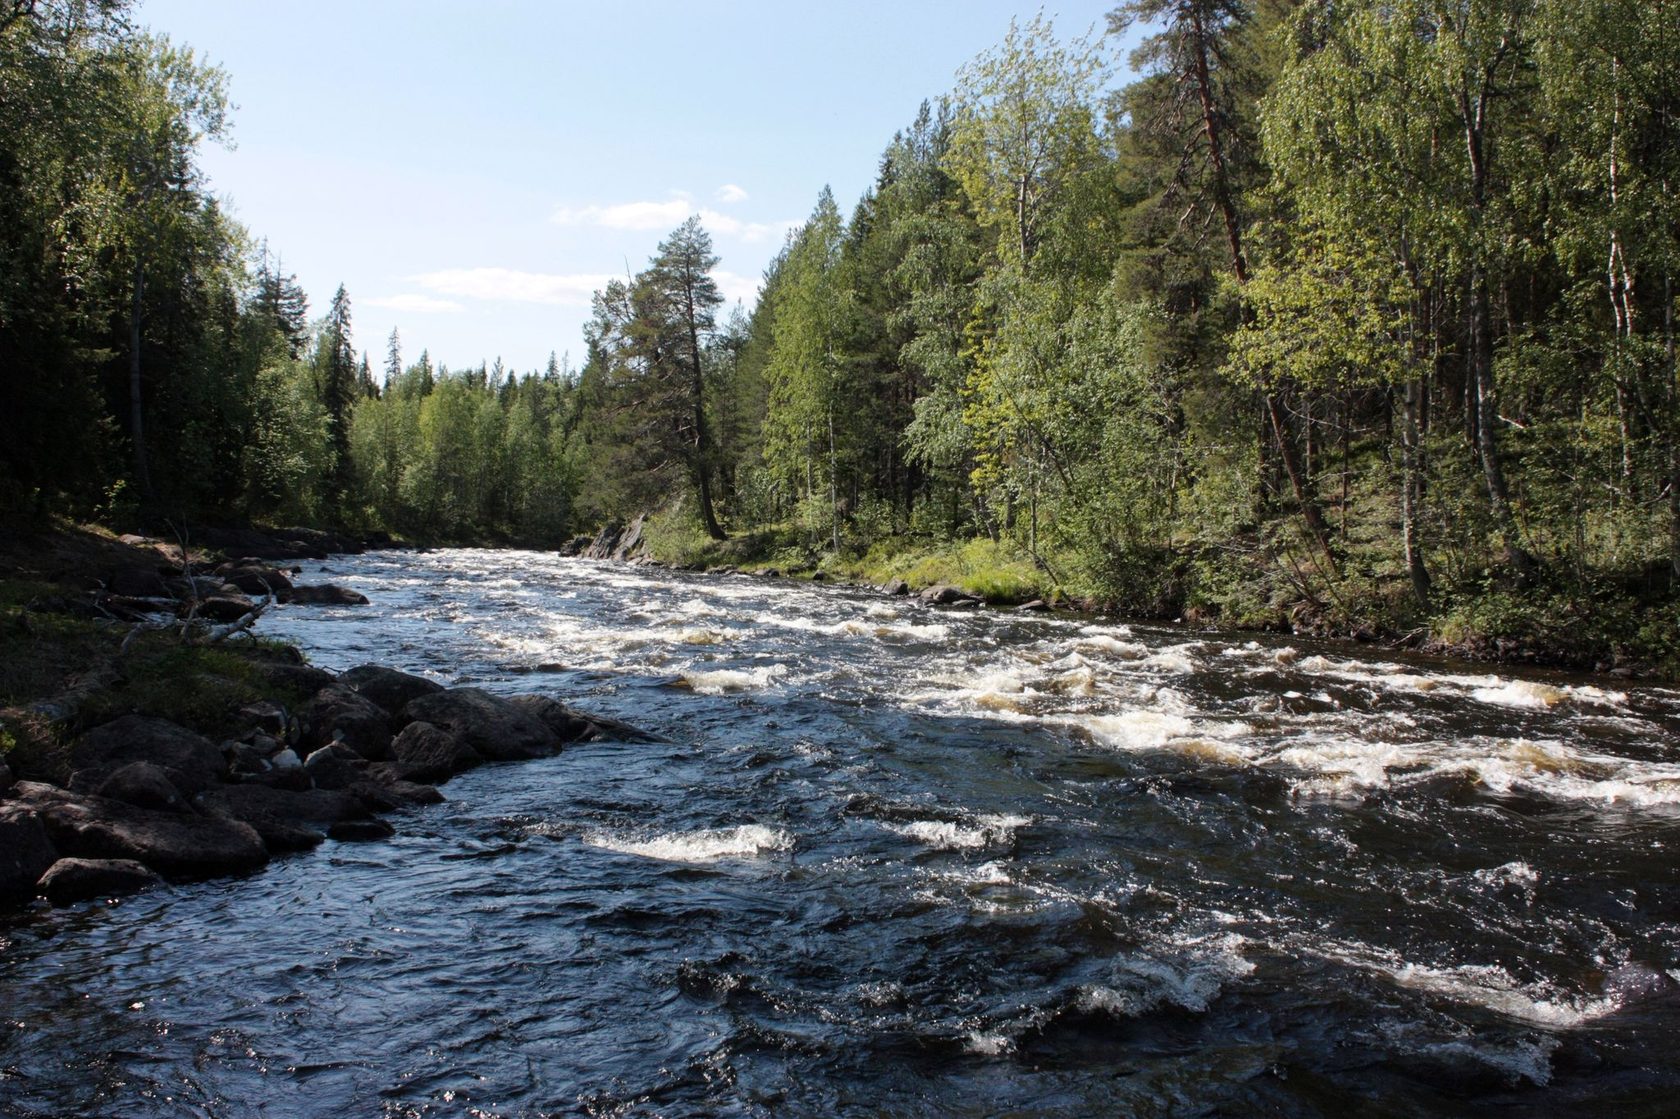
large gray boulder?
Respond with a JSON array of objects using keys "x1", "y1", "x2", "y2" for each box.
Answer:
[
  {"x1": 508, "y1": 693, "x2": 665, "y2": 744},
  {"x1": 339, "y1": 665, "x2": 442, "y2": 729},
  {"x1": 401, "y1": 688, "x2": 559, "y2": 762},
  {"x1": 71, "y1": 715, "x2": 227, "y2": 796},
  {"x1": 197, "y1": 785, "x2": 367, "y2": 852},
  {"x1": 919, "y1": 584, "x2": 984, "y2": 607},
  {"x1": 37, "y1": 857, "x2": 162, "y2": 905},
  {"x1": 388, "y1": 720, "x2": 483, "y2": 783},
  {"x1": 299, "y1": 684, "x2": 392, "y2": 760},
  {"x1": 93, "y1": 761, "x2": 190, "y2": 813},
  {"x1": 0, "y1": 803, "x2": 57, "y2": 902},
  {"x1": 214, "y1": 564, "x2": 293, "y2": 597},
  {"x1": 16, "y1": 782, "x2": 268, "y2": 880}
]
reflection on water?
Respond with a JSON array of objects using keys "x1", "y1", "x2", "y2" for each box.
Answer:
[{"x1": 3, "y1": 549, "x2": 1679, "y2": 1117}]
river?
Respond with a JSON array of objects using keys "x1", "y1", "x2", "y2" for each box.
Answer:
[{"x1": 3, "y1": 548, "x2": 1680, "y2": 1117}]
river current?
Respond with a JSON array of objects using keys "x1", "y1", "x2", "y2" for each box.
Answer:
[{"x1": 4, "y1": 549, "x2": 1680, "y2": 1117}]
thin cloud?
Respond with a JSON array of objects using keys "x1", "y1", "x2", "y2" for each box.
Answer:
[
  {"x1": 363, "y1": 293, "x2": 464, "y2": 314},
  {"x1": 714, "y1": 183, "x2": 749, "y2": 204},
  {"x1": 413, "y1": 267, "x2": 614, "y2": 306},
  {"x1": 552, "y1": 194, "x2": 796, "y2": 244},
  {"x1": 714, "y1": 269, "x2": 760, "y2": 306}
]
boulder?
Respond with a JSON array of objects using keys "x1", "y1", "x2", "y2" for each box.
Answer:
[
  {"x1": 197, "y1": 784, "x2": 365, "y2": 851},
  {"x1": 15, "y1": 782, "x2": 268, "y2": 879},
  {"x1": 71, "y1": 715, "x2": 227, "y2": 797},
  {"x1": 300, "y1": 685, "x2": 392, "y2": 760},
  {"x1": 919, "y1": 584, "x2": 984, "y2": 607},
  {"x1": 338, "y1": 665, "x2": 443, "y2": 727},
  {"x1": 248, "y1": 660, "x2": 336, "y2": 696},
  {"x1": 1015, "y1": 599, "x2": 1051, "y2": 612},
  {"x1": 351, "y1": 772, "x2": 446, "y2": 809},
  {"x1": 0, "y1": 802, "x2": 57, "y2": 902},
  {"x1": 37, "y1": 857, "x2": 162, "y2": 905},
  {"x1": 191, "y1": 593, "x2": 257, "y2": 623},
  {"x1": 506, "y1": 694, "x2": 599, "y2": 743},
  {"x1": 401, "y1": 688, "x2": 559, "y2": 762},
  {"x1": 285, "y1": 583, "x2": 369, "y2": 606},
  {"x1": 303, "y1": 743, "x2": 367, "y2": 790},
  {"x1": 215, "y1": 564, "x2": 293, "y2": 597},
  {"x1": 508, "y1": 693, "x2": 665, "y2": 744},
  {"x1": 882, "y1": 579, "x2": 910, "y2": 596},
  {"x1": 93, "y1": 761, "x2": 189, "y2": 813},
  {"x1": 388, "y1": 720, "x2": 483, "y2": 783}
]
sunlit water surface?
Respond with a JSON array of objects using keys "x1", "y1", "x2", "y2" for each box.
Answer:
[{"x1": 4, "y1": 549, "x2": 1680, "y2": 1117}]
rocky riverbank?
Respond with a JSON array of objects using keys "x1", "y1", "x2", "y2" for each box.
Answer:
[{"x1": 0, "y1": 522, "x2": 658, "y2": 909}]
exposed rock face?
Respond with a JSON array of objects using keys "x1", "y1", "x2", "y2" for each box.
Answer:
[
  {"x1": 389, "y1": 720, "x2": 484, "y2": 783},
  {"x1": 300, "y1": 685, "x2": 392, "y2": 760},
  {"x1": 37, "y1": 858, "x2": 162, "y2": 905},
  {"x1": 0, "y1": 803, "x2": 58, "y2": 902},
  {"x1": 338, "y1": 665, "x2": 442, "y2": 728},
  {"x1": 71, "y1": 715, "x2": 227, "y2": 797},
  {"x1": 15, "y1": 782, "x2": 268, "y2": 880},
  {"x1": 285, "y1": 584, "x2": 370, "y2": 606},
  {"x1": 402, "y1": 688, "x2": 559, "y2": 762},
  {"x1": 581, "y1": 513, "x2": 649, "y2": 561}
]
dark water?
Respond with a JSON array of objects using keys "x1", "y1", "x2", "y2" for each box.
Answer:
[{"x1": 4, "y1": 549, "x2": 1680, "y2": 1117}]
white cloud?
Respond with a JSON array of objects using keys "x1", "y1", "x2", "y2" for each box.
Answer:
[
  {"x1": 363, "y1": 293, "x2": 463, "y2": 314},
  {"x1": 413, "y1": 267, "x2": 614, "y2": 306},
  {"x1": 714, "y1": 183, "x2": 749, "y2": 204},
  {"x1": 551, "y1": 194, "x2": 797, "y2": 244},
  {"x1": 714, "y1": 269, "x2": 760, "y2": 307}
]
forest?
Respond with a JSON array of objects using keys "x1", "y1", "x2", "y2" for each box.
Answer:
[{"x1": 3, "y1": 0, "x2": 1678, "y2": 669}]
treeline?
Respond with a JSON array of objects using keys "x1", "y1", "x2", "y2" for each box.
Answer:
[
  {"x1": 0, "y1": 0, "x2": 582, "y2": 543},
  {"x1": 6, "y1": 0, "x2": 1680, "y2": 656},
  {"x1": 577, "y1": 0, "x2": 1680, "y2": 653}
]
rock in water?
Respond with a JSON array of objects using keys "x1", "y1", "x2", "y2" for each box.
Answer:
[
  {"x1": 15, "y1": 782, "x2": 268, "y2": 879},
  {"x1": 401, "y1": 688, "x2": 559, "y2": 762},
  {"x1": 37, "y1": 858, "x2": 162, "y2": 905},
  {"x1": 338, "y1": 665, "x2": 443, "y2": 729},
  {"x1": 389, "y1": 720, "x2": 484, "y2": 783},
  {"x1": 285, "y1": 584, "x2": 370, "y2": 606}
]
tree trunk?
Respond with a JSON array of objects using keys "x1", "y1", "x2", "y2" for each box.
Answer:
[
  {"x1": 1400, "y1": 378, "x2": 1431, "y2": 607},
  {"x1": 129, "y1": 262, "x2": 152, "y2": 502},
  {"x1": 1469, "y1": 265, "x2": 1533, "y2": 575},
  {"x1": 685, "y1": 299, "x2": 725, "y2": 540}
]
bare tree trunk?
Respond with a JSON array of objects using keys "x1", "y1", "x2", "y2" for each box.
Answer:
[{"x1": 1400, "y1": 378, "x2": 1432, "y2": 607}]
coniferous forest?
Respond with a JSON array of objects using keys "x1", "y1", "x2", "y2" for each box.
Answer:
[{"x1": 4, "y1": 0, "x2": 1679, "y2": 670}]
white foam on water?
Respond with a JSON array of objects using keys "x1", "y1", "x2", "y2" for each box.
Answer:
[
  {"x1": 1075, "y1": 634, "x2": 1148, "y2": 659},
  {"x1": 679, "y1": 628, "x2": 727, "y2": 645},
  {"x1": 963, "y1": 1031, "x2": 1014, "y2": 1056},
  {"x1": 586, "y1": 823, "x2": 794, "y2": 863},
  {"x1": 1104, "y1": 931, "x2": 1256, "y2": 1015},
  {"x1": 1081, "y1": 711, "x2": 1251, "y2": 755},
  {"x1": 1275, "y1": 736, "x2": 1422, "y2": 796},
  {"x1": 889, "y1": 813, "x2": 1029, "y2": 851},
  {"x1": 680, "y1": 664, "x2": 789, "y2": 694},
  {"x1": 1141, "y1": 644, "x2": 1200, "y2": 674}
]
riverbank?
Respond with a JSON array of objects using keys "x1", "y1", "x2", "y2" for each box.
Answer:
[
  {"x1": 611, "y1": 510, "x2": 1679, "y2": 681},
  {"x1": 0, "y1": 521, "x2": 654, "y2": 908}
]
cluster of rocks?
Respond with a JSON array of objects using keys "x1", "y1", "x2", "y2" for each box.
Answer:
[
  {"x1": 0, "y1": 666, "x2": 657, "y2": 908},
  {"x1": 95, "y1": 554, "x2": 369, "y2": 625},
  {"x1": 563, "y1": 514, "x2": 649, "y2": 562}
]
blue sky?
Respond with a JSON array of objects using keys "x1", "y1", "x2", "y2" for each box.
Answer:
[{"x1": 137, "y1": 1, "x2": 1132, "y2": 377}]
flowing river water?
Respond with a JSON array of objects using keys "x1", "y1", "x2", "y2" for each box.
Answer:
[{"x1": 4, "y1": 548, "x2": 1680, "y2": 1117}]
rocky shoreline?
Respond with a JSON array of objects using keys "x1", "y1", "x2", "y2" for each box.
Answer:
[
  {"x1": 0, "y1": 658, "x2": 660, "y2": 908},
  {"x1": 0, "y1": 524, "x2": 661, "y2": 911}
]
